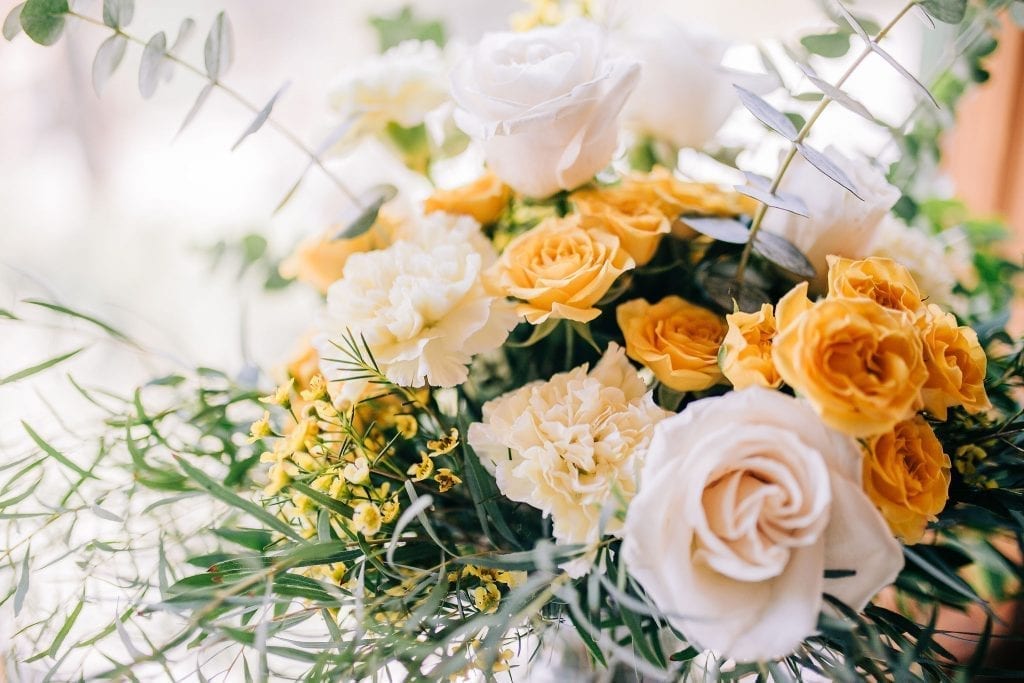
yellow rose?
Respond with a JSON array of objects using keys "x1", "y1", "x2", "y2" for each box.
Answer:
[
  {"x1": 918, "y1": 304, "x2": 991, "y2": 420},
  {"x1": 616, "y1": 296, "x2": 726, "y2": 392},
  {"x1": 571, "y1": 186, "x2": 671, "y2": 266},
  {"x1": 773, "y1": 292, "x2": 928, "y2": 437},
  {"x1": 720, "y1": 303, "x2": 782, "y2": 390},
  {"x1": 826, "y1": 255, "x2": 924, "y2": 314},
  {"x1": 862, "y1": 415, "x2": 951, "y2": 544},
  {"x1": 491, "y1": 216, "x2": 634, "y2": 324},
  {"x1": 423, "y1": 171, "x2": 511, "y2": 225}
]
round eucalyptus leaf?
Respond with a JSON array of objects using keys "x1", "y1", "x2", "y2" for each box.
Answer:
[
  {"x1": 20, "y1": 0, "x2": 68, "y2": 46},
  {"x1": 678, "y1": 216, "x2": 749, "y2": 244},
  {"x1": 752, "y1": 230, "x2": 816, "y2": 279}
]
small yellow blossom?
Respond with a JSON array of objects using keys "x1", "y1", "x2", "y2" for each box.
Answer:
[
  {"x1": 260, "y1": 380, "x2": 294, "y2": 408},
  {"x1": 352, "y1": 501, "x2": 383, "y2": 536},
  {"x1": 407, "y1": 451, "x2": 435, "y2": 481},
  {"x1": 328, "y1": 476, "x2": 347, "y2": 500},
  {"x1": 283, "y1": 418, "x2": 319, "y2": 456},
  {"x1": 343, "y1": 456, "x2": 371, "y2": 485},
  {"x1": 490, "y1": 648, "x2": 515, "y2": 673},
  {"x1": 427, "y1": 427, "x2": 460, "y2": 455},
  {"x1": 381, "y1": 495, "x2": 401, "y2": 523},
  {"x1": 472, "y1": 582, "x2": 501, "y2": 614},
  {"x1": 300, "y1": 374, "x2": 329, "y2": 403},
  {"x1": 248, "y1": 411, "x2": 273, "y2": 443},
  {"x1": 264, "y1": 461, "x2": 295, "y2": 495},
  {"x1": 434, "y1": 468, "x2": 462, "y2": 493},
  {"x1": 394, "y1": 414, "x2": 419, "y2": 439}
]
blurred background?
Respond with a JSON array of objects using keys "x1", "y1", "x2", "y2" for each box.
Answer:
[{"x1": 0, "y1": 0, "x2": 1021, "y2": 677}]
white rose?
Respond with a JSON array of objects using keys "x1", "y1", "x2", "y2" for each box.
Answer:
[
  {"x1": 317, "y1": 213, "x2": 517, "y2": 400},
  {"x1": 450, "y1": 19, "x2": 640, "y2": 198},
  {"x1": 329, "y1": 40, "x2": 450, "y2": 132},
  {"x1": 870, "y1": 215, "x2": 966, "y2": 314},
  {"x1": 762, "y1": 147, "x2": 899, "y2": 289},
  {"x1": 622, "y1": 387, "x2": 903, "y2": 662},
  {"x1": 619, "y1": 19, "x2": 736, "y2": 150},
  {"x1": 467, "y1": 344, "x2": 669, "y2": 577}
]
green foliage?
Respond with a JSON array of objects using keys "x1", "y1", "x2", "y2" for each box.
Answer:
[
  {"x1": 369, "y1": 6, "x2": 446, "y2": 52},
  {"x1": 19, "y1": 0, "x2": 67, "y2": 46},
  {"x1": 921, "y1": 0, "x2": 969, "y2": 24}
]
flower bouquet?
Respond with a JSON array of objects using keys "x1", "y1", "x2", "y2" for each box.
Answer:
[{"x1": 3, "y1": 0, "x2": 1023, "y2": 680}]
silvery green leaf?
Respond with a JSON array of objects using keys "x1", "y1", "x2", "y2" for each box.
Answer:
[
  {"x1": 138, "y1": 31, "x2": 166, "y2": 99},
  {"x1": 698, "y1": 272, "x2": 771, "y2": 314},
  {"x1": 753, "y1": 230, "x2": 816, "y2": 279},
  {"x1": 176, "y1": 83, "x2": 213, "y2": 137},
  {"x1": 679, "y1": 216, "x2": 749, "y2": 244},
  {"x1": 231, "y1": 82, "x2": 289, "y2": 151},
  {"x1": 921, "y1": 0, "x2": 967, "y2": 23},
  {"x1": 14, "y1": 547, "x2": 30, "y2": 615},
  {"x1": 19, "y1": 0, "x2": 67, "y2": 46},
  {"x1": 170, "y1": 17, "x2": 195, "y2": 54},
  {"x1": 834, "y1": 2, "x2": 871, "y2": 42},
  {"x1": 102, "y1": 0, "x2": 133, "y2": 29},
  {"x1": 915, "y1": 4, "x2": 937, "y2": 29},
  {"x1": 91, "y1": 504, "x2": 123, "y2": 522},
  {"x1": 797, "y1": 63, "x2": 874, "y2": 121},
  {"x1": 734, "y1": 85, "x2": 798, "y2": 140},
  {"x1": 333, "y1": 184, "x2": 399, "y2": 240},
  {"x1": 91, "y1": 34, "x2": 127, "y2": 96},
  {"x1": 800, "y1": 32, "x2": 851, "y2": 58},
  {"x1": 3, "y1": 3, "x2": 24, "y2": 40},
  {"x1": 736, "y1": 184, "x2": 809, "y2": 217},
  {"x1": 796, "y1": 143, "x2": 862, "y2": 199},
  {"x1": 203, "y1": 11, "x2": 233, "y2": 80},
  {"x1": 870, "y1": 43, "x2": 939, "y2": 108},
  {"x1": 273, "y1": 116, "x2": 358, "y2": 214}
]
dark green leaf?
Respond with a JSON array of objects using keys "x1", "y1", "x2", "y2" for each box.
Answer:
[
  {"x1": 0, "y1": 308, "x2": 18, "y2": 319},
  {"x1": 734, "y1": 85, "x2": 798, "y2": 140},
  {"x1": 138, "y1": 31, "x2": 167, "y2": 99},
  {"x1": 800, "y1": 32, "x2": 851, "y2": 58},
  {"x1": 92, "y1": 34, "x2": 128, "y2": 96},
  {"x1": 698, "y1": 272, "x2": 772, "y2": 314},
  {"x1": 212, "y1": 527, "x2": 274, "y2": 551},
  {"x1": 19, "y1": 0, "x2": 68, "y2": 46},
  {"x1": 921, "y1": 0, "x2": 967, "y2": 24},
  {"x1": 203, "y1": 11, "x2": 233, "y2": 79},
  {"x1": 0, "y1": 346, "x2": 85, "y2": 385},
  {"x1": 231, "y1": 82, "x2": 289, "y2": 151},
  {"x1": 3, "y1": 3, "x2": 24, "y2": 40},
  {"x1": 369, "y1": 6, "x2": 446, "y2": 51}
]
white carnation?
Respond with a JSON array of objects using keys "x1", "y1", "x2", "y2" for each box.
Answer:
[
  {"x1": 870, "y1": 215, "x2": 965, "y2": 313},
  {"x1": 318, "y1": 213, "x2": 517, "y2": 398},
  {"x1": 329, "y1": 40, "x2": 449, "y2": 132},
  {"x1": 467, "y1": 344, "x2": 669, "y2": 576}
]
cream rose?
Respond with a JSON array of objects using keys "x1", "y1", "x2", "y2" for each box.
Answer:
[
  {"x1": 318, "y1": 213, "x2": 517, "y2": 399},
  {"x1": 450, "y1": 20, "x2": 640, "y2": 198},
  {"x1": 467, "y1": 344, "x2": 669, "y2": 577},
  {"x1": 762, "y1": 148, "x2": 900, "y2": 289},
  {"x1": 623, "y1": 387, "x2": 903, "y2": 662}
]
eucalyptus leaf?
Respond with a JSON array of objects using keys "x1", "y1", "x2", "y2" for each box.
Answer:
[
  {"x1": 92, "y1": 34, "x2": 127, "y2": 96},
  {"x1": 19, "y1": 0, "x2": 67, "y2": 46},
  {"x1": 138, "y1": 31, "x2": 167, "y2": 99},
  {"x1": 203, "y1": 11, "x2": 233, "y2": 80},
  {"x1": 834, "y1": 3, "x2": 871, "y2": 42},
  {"x1": 753, "y1": 230, "x2": 816, "y2": 279},
  {"x1": 736, "y1": 184, "x2": 809, "y2": 217},
  {"x1": 796, "y1": 143, "x2": 862, "y2": 199},
  {"x1": 698, "y1": 272, "x2": 771, "y2": 314},
  {"x1": 176, "y1": 83, "x2": 213, "y2": 137},
  {"x1": 798, "y1": 63, "x2": 874, "y2": 121},
  {"x1": 800, "y1": 32, "x2": 851, "y2": 58},
  {"x1": 733, "y1": 85, "x2": 797, "y2": 140},
  {"x1": 332, "y1": 184, "x2": 398, "y2": 240},
  {"x1": 170, "y1": 17, "x2": 195, "y2": 54},
  {"x1": 920, "y1": 0, "x2": 967, "y2": 24},
  {"x1": 231, "y1": 82, "x2": 289, "y2": 151},
  {"x1": 3, "y1": 3, "x2": 24, "y2": 40},
  {"x1": 678, "y1": 216, "x2": 749, "y2": 244},
  {"x1": 870, "y1": 43, "x2": 939, "y2": 108},
  {"x1": 102, "y1": 0, "x2": 133, "y2": 29}
]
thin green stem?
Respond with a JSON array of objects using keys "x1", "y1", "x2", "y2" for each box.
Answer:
[
  {"x1": 735, "y1": 0, "x2": 918, "y2": 286},
  {"x1": 66, "y1": 10, "x2": 360, "y2": 206}
]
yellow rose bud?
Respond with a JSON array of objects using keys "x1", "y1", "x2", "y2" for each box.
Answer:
[
  {"x1": 423, "y1": 171, "x2": 511, "y2": 225},
  {"x1": 917, "y1": 304, "x2": 991, "y2": 421},
  {"x1": 772, "y1": 294, "x2": 928, "y2": 437},
  {"x1": 279, "y1": 230, "x2": 377, "y2": 294},
  {"x1": 720, "y1": 303, "x2": 782, "y2": 390},
  {"x1": 826, "y1": 255, "x2": 924, "y2": 314},
  {"x1": 571, "y1": 186, "x2": 671, "y2": 266},
  {"x1": 616, "y1": 296, "x2": 726, "y2": 392},
  {"x1": 862, "y1": 416, "x2": 951, "y2": 544},
  {"x1": 491, "y1": 216, "x2": 634, "y2": 324}
]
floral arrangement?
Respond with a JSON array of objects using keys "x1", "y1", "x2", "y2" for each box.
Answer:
[{"x1": 3, "y1": 0, "x2": 1023, "y2": 680}]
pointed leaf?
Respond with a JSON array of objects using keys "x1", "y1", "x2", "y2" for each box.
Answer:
[
  {"x1": 14, "y1": 547, "x2": 30, "y2": 615},
  {"x1": 102, "y1": 0, "x2": 133, "y2": 29},
  {"x1": 22, "y1": 421, "x2": 97, "y2": 480},
  {"x1": 3, "y1": 3, "x2": 24, "y2": 40},
  {"x1": 737, "y1": 173, "x2": 809, "y2": 216},
  {"x1": 734, "y1": 85, "x2": 797, "y2": 140},
  {"x1": 698, "y1": 272, "x2": 772, "y2": 314},
  {"x1": 796, "y1": 143, "x2": 862, "y2": 199},
  {"x1": 231, "y1": 82, "x2": 289, "y2": 151},
  {"x1": 0, "y1": 346, "x2": 85, "y2": 385},
  {"x1": 834, "y1": 2, "x2": 871, "y2": 43},
  {"x1": 19, "y1": 0, "x2": 68, "y2": 46},
  {"x1": 332, "y1": 184, "x2": 398, "y2": 240},
  {"x1": 753, "y1": 230, "x2": 816, "y2": 279},
  {"x1": 921, "y1": 0, "x2": 967, "y2": 24},
  {"x1": 23, "y1": 299, "x2": 138, "y2": 346},
  {"x1": 176, "y1": 83, "x2": 213, "y2": 137},
  {"x1": 203, "y1": 11, "x2": 233, "y2": 80},
  {"x1": 679, "y1": 216, "x2": 749, "y2": 244},
  {"x1": 797, "y1": 63, "x2": 874, "y2": 121},
  {"x1": 138, "y1": 31, "x2": 167, "y2": 99},
  {"x1": 169, "y1": 17, "x2": 195, "y2": 53},
  {"x1": 91, "y1": 504, "x2": 123, "y2": 522},
  {"x1": 870, "y1": 43, "x2": 939, "y2": 108},
  {"x1": 91, "y1": 34, "x2": 127, "y2": 96}
]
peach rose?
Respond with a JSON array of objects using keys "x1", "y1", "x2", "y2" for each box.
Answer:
[
  {"x1": 826, "y1": 255, "x2": 924, "y2": 314},
  {"x1": 918, "y1": 304, "x2": 991, "y2": 420},
  {"x1": 862, "y1": 415, "x2": 951, "y2": 544},
  {"x1": 423, "y1": 171, "x2": 511, "y2": 225},
  {"x1": 491, "y1": 216, "x2": 634, "y2": 324},
  {"x1": 720, "y1": 303, "x2": 782, "y2": 390},
  {"x1": 773, "y1": 284, "x2": 928, "y2": 437},
  {"x1": 571, "y1": 185, "x2": 672, "y2": 266},
  {"x1": 616, "y1": 296, "x2": 726, "y2": 392}
]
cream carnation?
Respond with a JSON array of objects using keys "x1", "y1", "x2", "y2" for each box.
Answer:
[
  {"x1": 318, "y1": 213, "x2": 517, "y2": 398},
  {"x1": 467, "y1": 344, "x2": 669, "y2": 576},
  {"x1": 623, "y1": 387, "x2": 903, "y2": 662}
]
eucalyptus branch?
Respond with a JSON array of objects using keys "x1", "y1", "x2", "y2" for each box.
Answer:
[
  {"x1": 734, "y1": 0, "x2": 918, "y2": 286},
  {"x1": 65, "y1": 10, "x2": 361, "y2": 207}
]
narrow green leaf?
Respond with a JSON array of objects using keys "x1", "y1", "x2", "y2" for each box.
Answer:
[
  {"x1": 19, "y1": 0, "x2": 67, "y2": 46},
  {"x1": 23, "y1": 299, "x2": 138, "y2": 346},
  {"x1": 231, "y1": 82, "x2": 289, "y2": 151},
  {"x1": 3, "y1": 3, "x2": 24, "y2": 40},
  {"x1": 22, "y1": 421, "x2": 96, "y2": 480},
  {"x1": 47, "y1": 596, "x2": 84, "y2": 657},
  {"x1": 14, "y1": 547, "x2": 31, "y2": 615},
  {"x1": 0, "y1": 346, "x2": 85, "y2": 385}
]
